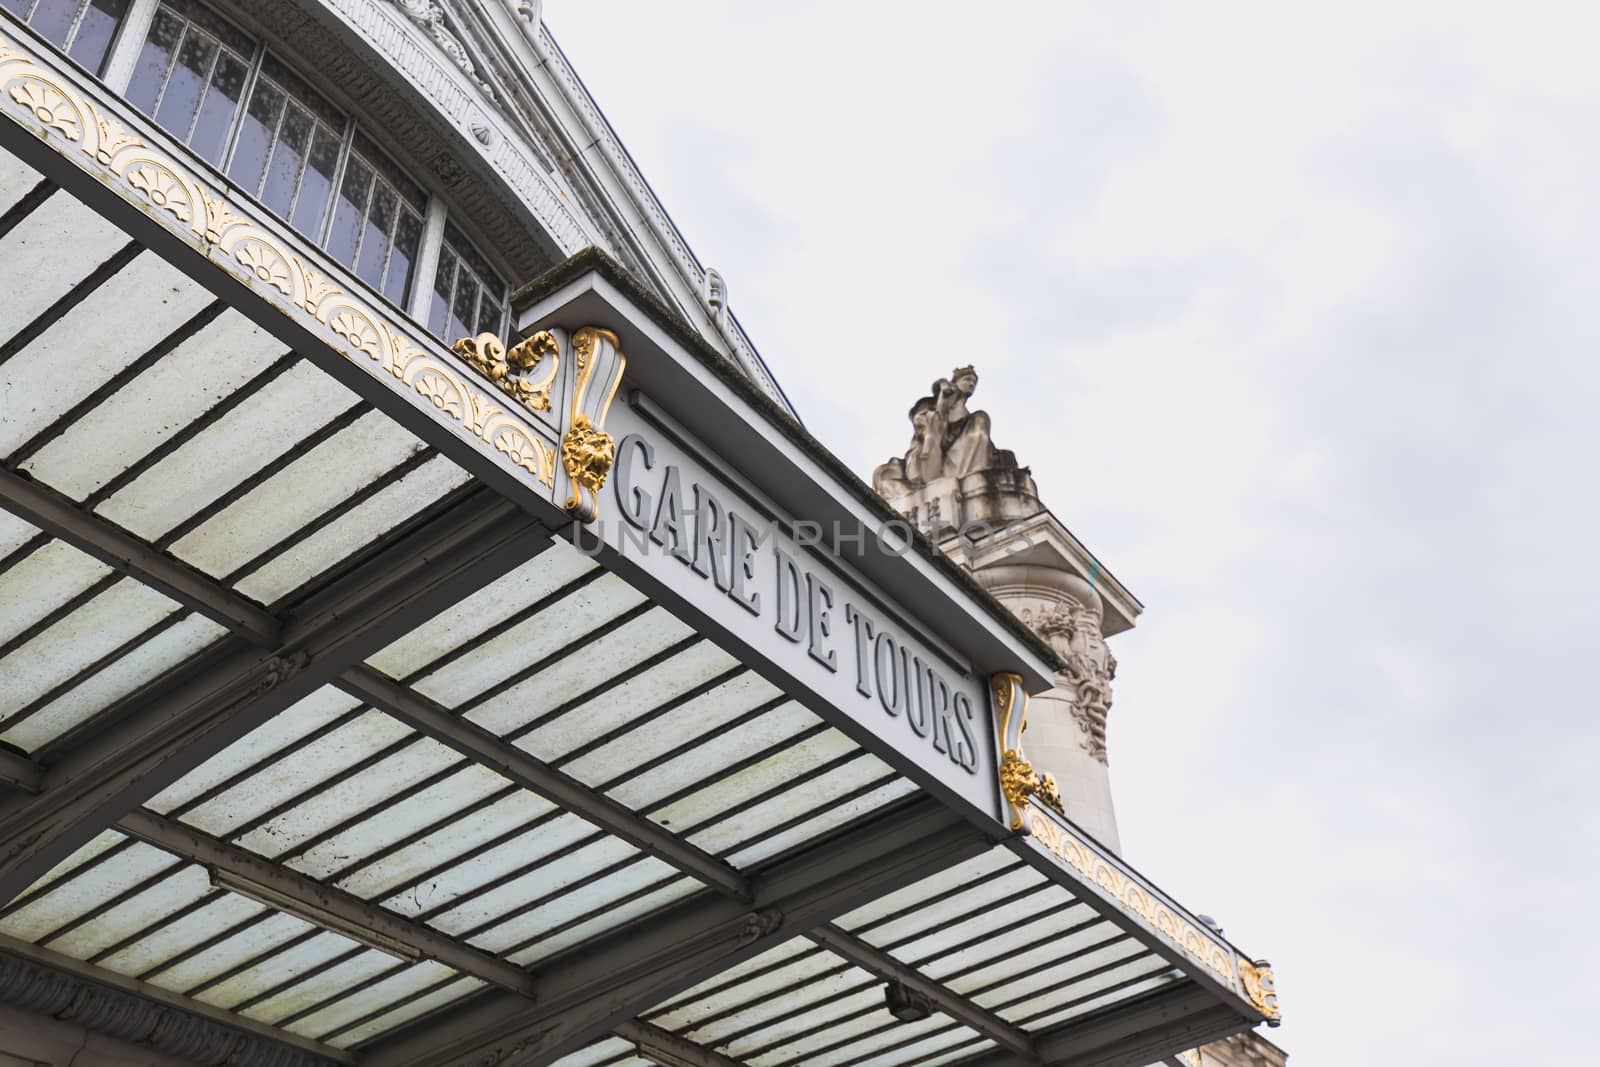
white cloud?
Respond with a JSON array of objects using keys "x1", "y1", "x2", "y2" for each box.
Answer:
[{"x1": 551, "y1": 3, "x2": 1600, "y2": 1060}]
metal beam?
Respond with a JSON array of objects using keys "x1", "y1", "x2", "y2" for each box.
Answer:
[
  {"x1": 0, "y1": 747, "x2": 41, "y2": 795},
  {"x1": 955, "y1": 985, "x2": 1248, "y2": 1067},
  {"x1": 338, "y1": 666, "x2": 752, "y2": 901},
  {"x1": 360, "y1": 795, "x2": 997, "y2": 1067},
  {"x1": 116, "y1": 808, "x2": 535, "y2": 997},
  {"x1": 614, "y1": 1019, "x2": 748, "y2": 1067},
  {"x1": 0, "y1": 489, "x2": 546, "y2": 904},
  {"x1": 806, "y1": 924, "x2": 1038, "y2": 1061},
  {"x1": 0, "y1": 468, "x2": 281, "y2": 646}
]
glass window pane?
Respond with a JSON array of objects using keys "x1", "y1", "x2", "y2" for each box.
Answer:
[
  {"x1": 29, "y1": 0, "x2": 79, "y2": 48},
  {"x1": 326, "y1": 156, "x2": 371, "y2": 268},
  {"x1": 1, "y1": 1, "x2": 31, "y2": 19},
  {"x1": 153, "y1": 27, "x2": 217, "y2": 143},
  {"x1": 292, "y1": 124, "x2": 341, "y2": 239},
  {"x1": 353, "y1": 131, "x2": 424, "y2": 212},
  {"x1": 189, "y1": 50, "x2": 247, "y2": 166},
  {"x1": 68, "y1": 0, "x2": 130, "y2": 75},
  {"x1": 449, "y1": 272, "x2": 478, "y2": 344},
  {"x1": 384, "y1": 208, "x2": 422, "y2": 307},
  {"x1": 126, "y1": 7, "x2": 182, "y2": 116},
  {"x1": 356, "y1": 181, "x2": 396, "y2": 290},
  {"x1": 260, "y1": 100, "x2": 311, "y2": 220},
  {"x1": 429, "y1": 249, "x2": 456, "y2": 339},
  {"x1": 226, "y1": 78, "x2": 283, "y2": 195},
  {"x1": 259, "y1": 53, "x2": 345, "y2": 132},
  {"x1": 475, "y1": 295, "x2": 503, "y2": 338}
]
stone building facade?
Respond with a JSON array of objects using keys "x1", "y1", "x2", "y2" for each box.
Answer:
[{"x1": 874, "y1": 371, "x2": 1288, "y2": 1065}]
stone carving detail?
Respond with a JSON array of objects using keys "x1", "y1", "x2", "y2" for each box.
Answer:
[
  {"x1": 1023, "y1": 602, "x2": 1117, "y2": 764},
  {"x1": 390, "y1": 0, "x2": 492, "y2": 95},
  {"x1": 874, "y1": 366, "x2": 1021, "y2": 498}
]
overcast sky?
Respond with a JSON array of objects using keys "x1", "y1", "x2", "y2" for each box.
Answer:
[{"x1": 551, "y1": 4, "x2": 1599, "y2": 1062}]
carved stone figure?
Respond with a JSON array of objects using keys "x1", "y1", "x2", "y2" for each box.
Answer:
[
  {"x1": 1022, "y1": 600, "x2": 1116, "y2": 764},
  {"x1": 874, "y1": 366, "x2": 1017, "y2": 499}
]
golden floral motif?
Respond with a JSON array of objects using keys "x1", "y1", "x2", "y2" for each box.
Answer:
[
  {"x1": 203, "y1": 196, "x2": 247, "y2": 245},
  {"x1": 999, "y1": 749, "x2": 1063, "y2": 817},
  {"x1": 9, "y1": 78, "x2": 77, "y2": 139},
  {"x1": 415, "y1": 373, "x2": 465, "y2": 419},
  {"x1": 126, "y1": 161, "x2": 191, "y2": 221},
  {"x1": 299, "y1": 269, "x2": 340, "y2": 315},
  {"x1": 561, "y1": 414, "x2": 615, "y2": 518},
  {"x1": 329, "y1": 309, "x2": 382, "y2": 359},
  {"x1": 91, "y1": 114, "x2": 142, "y2": 166},
  {"x1": 235, "y1": 240, "x2": 291, "y2": 294},
  {"x1": 494, "y1": 428, "x2": 556, "y2": 487}
]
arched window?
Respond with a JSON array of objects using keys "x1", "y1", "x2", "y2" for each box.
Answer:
[{"x1": 2, "y1": 0, "x2": 129, "y2": 74}]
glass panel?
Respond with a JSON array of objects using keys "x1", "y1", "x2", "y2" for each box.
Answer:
[
  {"x1": 326, "y1": 156, "x2": 371, "y2": 268},
  {"x1": 259, "y1": 53, "x2": 344, "y2": 132},
  {"x1": 384, "y1": 208, "x2": 422, "y2": 307},
  {"x1": 475, "y1": 293, "x2": 503, "y2": 338},
  {"x1": 227, "y1": 78, "x2": 284, "y2": 196},
  {"x1": 67, "y1": 0, "x2": 130, "y2": 75},
  {"x1": 354, "y1": 132, "x2": 424, "y2": 213},
  {"x1": 292, "y1": 123, "x2": 341, "y2": 239},
  {"x1": 188, "y1": 49, "x2": 246, "y2": 166},
  {"x1": 0, "y1": 0, "x2": 30, "y2": 19},
  {"x1": 449, "y1": 272, "x2": 478, "y2": 344},
  {"x1": 260, "y1": 99, "x2": 311, "y2": 219},
  {"x1": 428, "y1": 249, "x2": 456, "y2": 339},
  {"x1": 28, "y1": 0, "x2": 79, "y2": 48},
  {"x1": 126, "y1": 7, "x2": 182, "y2": 116},
  {"x1": 356, "y1": 181, "x2": 396, "y2": 290},
  {"x1": 153, "y1": 26, "x2": 217, "y2": 143}
]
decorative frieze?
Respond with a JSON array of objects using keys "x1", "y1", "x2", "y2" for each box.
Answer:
[{"x1": 0, "y1": 28, "x2": 560, "y2": 492}]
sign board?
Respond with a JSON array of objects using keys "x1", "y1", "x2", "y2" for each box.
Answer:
[{"x1": 583, "y1": 396, "x2": 1004, "y2": 826}]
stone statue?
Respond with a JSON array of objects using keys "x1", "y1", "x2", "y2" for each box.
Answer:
[
  {"x1": 934, "y1": 366, "x2": 999, "y2": 478},
  {"x1": 873, "y1": 365, "x2": 1015, "y2": 499}
]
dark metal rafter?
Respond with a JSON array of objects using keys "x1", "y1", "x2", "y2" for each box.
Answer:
[
  {"x1": 614, "y1": 1019, "x2": 749, "y2": 1067},
  {"x1": 806, "y1": 923, "x2": 1038, "y2": 1061},
  {"x1": 339, "y1": 666, "x2": 752, "y2": 901},
  {"x1": 0, "y1": 486, "x2": 545, "y2": 904},
  {"x1": 115, "y1": 807, "x2": 535, "y2": 998},
  {"x1": 358, "y1": 795, "x2": 995, "y2": 1067}
]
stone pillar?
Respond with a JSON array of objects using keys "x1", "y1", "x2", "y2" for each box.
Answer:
[
  {"x1": 871, "y1": 366, "x2": 1138, "y2": 854},
  {"x1": 971, "y1": 564, "x2": 1121, "y2": 852}
]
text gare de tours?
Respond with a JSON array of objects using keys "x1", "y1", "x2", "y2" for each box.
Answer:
[{"x1": 613, "y1": 434, "x2": 982, "y2": 775}]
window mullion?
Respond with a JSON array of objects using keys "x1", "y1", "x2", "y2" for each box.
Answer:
[
  {"x1": 100, "y1": 0, "x2": 158, "y2": 88},
  {"x1": 145, "y1": 19, "x2": 187, "y2": 115},
  {"x1": 317, "y1": 124, "x2": 355, "y2": 247},
  {"x1": 180, "y1": 30, "x2": 223, "y2": 144},
  {"x1": 217, "y1": 45, "x2": 263, "y2": 173},
  {"x1": 408, "y1": 192, "x2": 447, "y2": 323}
]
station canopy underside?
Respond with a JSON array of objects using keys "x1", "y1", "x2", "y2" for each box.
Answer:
[{"x1": 0, "y1": 19, "x2": 1275, "y2": 1067}]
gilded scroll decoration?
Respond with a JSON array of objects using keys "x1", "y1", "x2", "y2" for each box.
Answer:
[
  {"x1": 1238, "y1": 958, "x2": 1280, "y2": 1022},
  {"x1": 0, "y1": 28, "x2": 559, "y2": 493},
  {"x1": 991, "y1": 673, "x2": 1065, "y2": 830},
  {"x1": 562, "y1": 327, "x2": 626, "y2": 522},
  {"x1": 451, "y1": 330, "x2": 559, "y2": 412}
]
